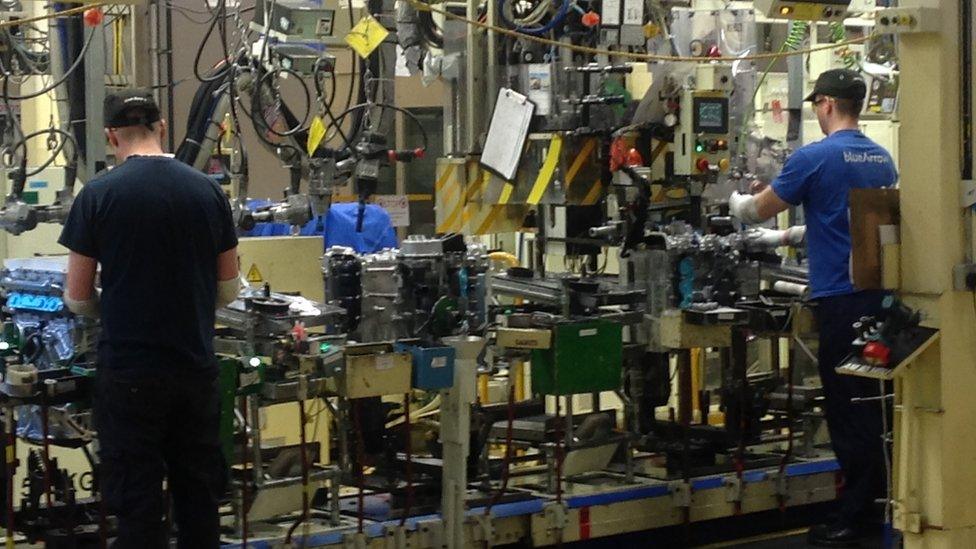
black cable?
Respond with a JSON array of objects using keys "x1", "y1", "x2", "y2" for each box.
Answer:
[
  {"x1": 330, "y1": 102, "x2": 429, "y2": 152},
  {"x1": 417, "y1": 10, "x2": 444, "y2": 49},
  {"x1": 9, "y1": 128, "x2": 79, "y2": 165},
  {"x1": 250, "y1": 66, "x2": 312, "y2": 138},
  {"x1": 2, "y1": 28, "x2": 49, "y2": 74},
  {"x1": 10, "y1": 128, "x2": 79, "y2": 178},
  {"x1": 59, "y1": 11, "x2": 88, "y2": 164},
  {"x1": 255, "y1": 0, "x2": 278, "y2": 70},
  {"x1": 0, "y1": 20, "x2": 94, "y2": 101},
  {"x1": 322, "y1": 0, "x2": 360, "y2": 146},
  {"x1": 243, "y1": 66, "x2": 304, "y2": 160},
  {"x1": 313, "y1": 57, "x2": 353, "y2": 152},
  {"x1": 215, "y1": 0, "x2": 248, "y2": 170},
  {"x1": 484, "y1": 384, "x2": 515, "y2": 519},
  {"x1": 191, "y1": 1, "x2": 231, "y2": 83},
  {"x1": 175, "y1": 69, "x2": 230, "y2": 164}
]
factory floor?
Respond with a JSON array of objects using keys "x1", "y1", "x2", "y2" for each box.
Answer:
[
  {"x1": 553, "y1": 527, "x2": 886, "y2": 548},
  {"x1": 704, "y1": 529, "x2": 885, "y2": 548},
  {"x1": 518, "y1": 503, "x2": 890, "y2": 548}
]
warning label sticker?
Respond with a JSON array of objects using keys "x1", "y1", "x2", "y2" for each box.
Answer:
[{"x1": 246, "y1": 263, "x2": 264, "y2": 283}]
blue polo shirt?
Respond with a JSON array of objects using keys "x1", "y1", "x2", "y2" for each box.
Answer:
[{"x1": 771, "y1": 129, "x2": 897, "y2": 299}]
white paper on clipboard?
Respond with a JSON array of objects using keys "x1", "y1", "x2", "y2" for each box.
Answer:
[{"x1": 480, "y1": 88, "x2": 535, "y2": 181}]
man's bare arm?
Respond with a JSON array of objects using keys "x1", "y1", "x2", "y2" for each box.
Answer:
[
  {"x1": 216, "y1": 247, "x2": 240, "y2": 309},
  {"x1": 64, "y1": 251, "x2": 99, "y2": 317}
]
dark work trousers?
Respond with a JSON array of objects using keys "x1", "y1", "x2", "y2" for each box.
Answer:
[
  {"x1": 814, "y1": 290, "x2": 889, "y2": 527},
  {"x1": 95, "y1": 367, "x2": 224, "y2": 549}
]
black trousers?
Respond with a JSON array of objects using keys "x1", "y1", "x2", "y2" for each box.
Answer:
[
  {"x1": 814, "y1": 290, "x2": 889, "y2": 527},
  {"x1": 95, "y1": 367, "x2": 224, "y2": 549}
]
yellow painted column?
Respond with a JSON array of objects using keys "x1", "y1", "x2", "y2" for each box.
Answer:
[{"x1": 893, "y1": 1, "x2": 976, "y2": 546}]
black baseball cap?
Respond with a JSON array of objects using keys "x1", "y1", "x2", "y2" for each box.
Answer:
[
  {"x1": 104, "y1": 88, "x2": 161, "y2": 128},
  {"x1": 804, "y1": 69, "x2": 867, "y2": 102}
]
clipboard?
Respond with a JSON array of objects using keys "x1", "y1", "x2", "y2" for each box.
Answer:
[{"x1": 480, "y1": 88, "x2": 536, "y2": 181}]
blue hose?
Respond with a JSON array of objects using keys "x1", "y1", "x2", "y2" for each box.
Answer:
[{"x1": 497, "y1": 0, "x2": 570, "y2": 36}]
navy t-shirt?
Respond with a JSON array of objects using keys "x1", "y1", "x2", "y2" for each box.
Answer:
[
  {"x1": 772, "y1": 129, "x2": 897, "y2": 299},
  {"x1": 58, "y1": 156, "x2": 238, "y2": 374}
]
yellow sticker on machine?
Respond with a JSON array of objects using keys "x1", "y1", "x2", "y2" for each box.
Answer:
[
  {"x1": 246, "y1": 263, "x2": 264, "y2": 283},
  {"x1": 345, "y1": 14, "x2": 389, "y2": 59},
  {"x1": 526, "y1": 134, "x2": 563, "y2": 205},
  {"x1": 306, "y1": 115, "x2": 327, "y2": 156}
]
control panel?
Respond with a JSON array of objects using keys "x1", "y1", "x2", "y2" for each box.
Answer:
[
  {"x1": 754, "y1": 0, "x2": 850, "y2": 22},
  {"x1": 874, "y1": 7, "x2": 940, "y2": 34},
  {"x1": 675, "y1": 91, "x2": 731, "y2": 177}
]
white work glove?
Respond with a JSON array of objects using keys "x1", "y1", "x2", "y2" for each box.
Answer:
[
  {"x1": 783, "y1": 225, "x2": 805, "y2": 246},
  {"x1": 743, "y1": 225, "x2": 806, "y2": 248},
  {"x1": 64, "y1": 289, "x2": 100, "y2": 319},
  {"x1": 216, "y1": 277, "x2": 243, "y2": 310},
  {"x1": 729, "y1": 191, "x2": 763, "y2": 224}
]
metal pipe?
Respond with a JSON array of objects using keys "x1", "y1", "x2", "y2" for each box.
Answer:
[
  {"x1": 83, "y1": 23, "x2": 106, "y2": 178},
  {"x1": 238, "y1": 396, "x2": 249, "y2": 546},
  {"x1": 248, "y1": 395, "x2": 263, "y2": 486},
  {"x1": 564, "y1": 396, "x2": 573, "y2": 447},
  {"x1": 164, "y1": 0, "x2": 175, "y2": 152},
  {"x1": 464, "y1": 0, "x2": 481, "y2": 152},
  {"x1": 400, "y1": 393, "x2": 413, "y2": 527},
  {"x1": 40, "y1": 388, "x2": 54, "y2": 513},
  {"x1": 284, "y1": 395, "x2": 310, "y2": 544},
  {"x1": 5, "y1": 407, "x2": 15, "y2": 549},
  {"x1": 329, "y1": 467, "x2": 341, "y2": 527}
]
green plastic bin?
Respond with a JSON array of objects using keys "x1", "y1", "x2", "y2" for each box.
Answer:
[{"x1": 530, "y1": 320, "x2": 623, "y2": 395}]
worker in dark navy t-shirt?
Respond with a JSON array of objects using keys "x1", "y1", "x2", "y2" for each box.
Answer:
[
  {"x1": 729, "y1": 69, "x2": 897, "y2": 547},
  {"x1": 58, "y1": 89, "x2": 240, "y2": 548}
]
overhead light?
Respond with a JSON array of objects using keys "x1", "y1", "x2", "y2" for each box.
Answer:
[{"x1": 779, "y1": 6, "x2": 793, "y2": 15}]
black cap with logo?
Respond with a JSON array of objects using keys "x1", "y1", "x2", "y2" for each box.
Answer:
[
  {"x1": 104, "y1": 88, "x2": 162, "y2": 128},
  {"x1": 804, "y1": 69, "x2": 867, "y2": 102}
]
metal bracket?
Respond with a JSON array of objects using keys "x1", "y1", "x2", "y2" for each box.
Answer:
[
  {"x1": 775, "y1": 470, "x2": 790, "y2": 502},
  {"x1": 724, "y1": 477, "x2": 743, "y2": 504},
  {"x1": 669, "y1": 481, "x2": 692, "y2": 508},
  {"x1": 953, "y1": 262, "x2": 976, "y2": 290},
  {"x1": 542, "y1": 501, "x2": 569, "y2": 535},
  {"x1": 962, "y1": 180, "x2": 976, "y2": 208},
  {"x1": 472, "y1": 514, "x2": 495, "y2": 547},
  {"x1": 342, "y1": 532, "x2": 368, "y2": 549},
  {"x1": 383, "y1": 525, "x2": 409, "y2": 549},
  {"x1": 415, "y1": 518, "x2": 445, "y2": 548}
]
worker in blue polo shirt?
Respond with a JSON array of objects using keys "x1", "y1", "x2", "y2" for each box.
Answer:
[{"x1": 729, "y1": 69, "x2": 898, "y2": 547}]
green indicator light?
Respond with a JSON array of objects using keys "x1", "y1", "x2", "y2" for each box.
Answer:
[
  {"x1": 319, "y1": 343, "x2": 331, "y2": 353},
  {"x1": 695, "y1": 144, "x2": 705, "y2": 153}
]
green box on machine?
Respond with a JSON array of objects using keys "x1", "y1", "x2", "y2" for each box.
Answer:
[{"x1": 530, "y1": 320, "x2": 623, "y2": 395}]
